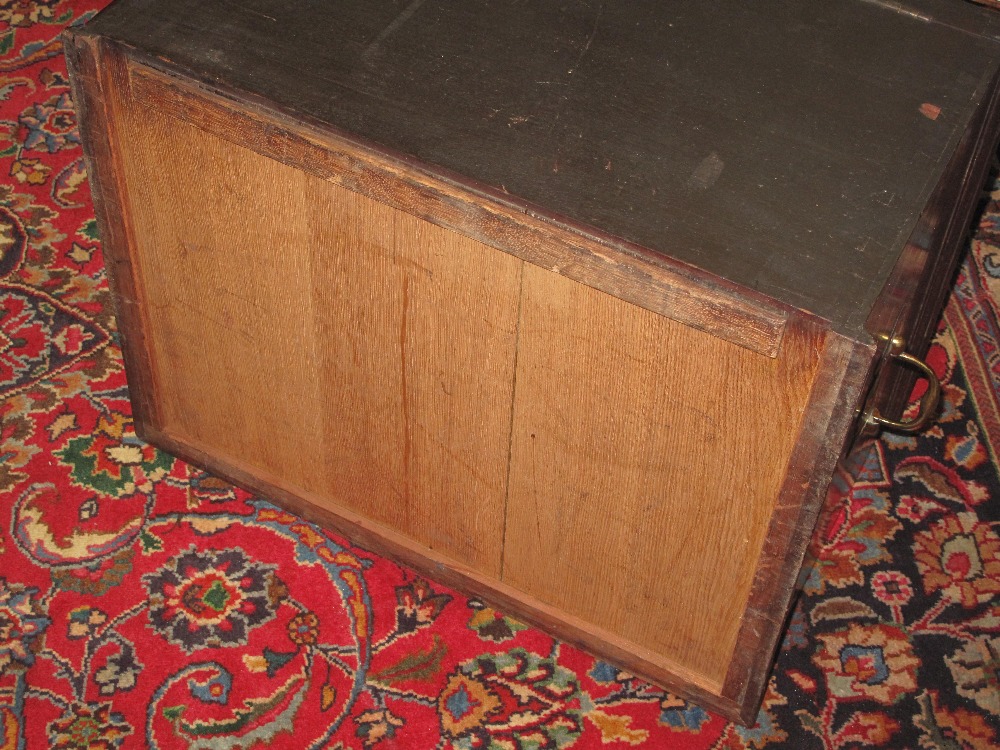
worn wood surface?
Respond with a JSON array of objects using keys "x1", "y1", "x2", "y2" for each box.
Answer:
[
  {"x1": 81, "y1": 0, "x2": 1000, "y2": 338},
  {"x1": 126, "y1": 62, "x2": 789, "y2": 357},
  {"x1": 721, "y1": 333, "x2": 874, "y2": 722},
  {"x1": 502, "y1": 268, "x2": 824, "y2": 691},
  {"x1": 859, "y1": 65, "x2": 1000, "y2": 428},
  {"x1": 64, "y1": 35, "x2": 162, "y2": 435},
  {"x1": 112, "y1": 83, "x2": 523, "y2": 576},
  {"x1": 64, "y1": 0, "x2": 1000, "y2": 725}
]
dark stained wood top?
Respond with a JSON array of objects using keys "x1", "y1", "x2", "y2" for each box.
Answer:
[{"x1": 79, "y1": 0, "x2": 1000, "y2": 337}]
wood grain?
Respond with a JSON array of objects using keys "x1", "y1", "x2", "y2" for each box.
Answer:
[
  {"x1": 76, "y1": 0, "x2": 1000, "y2": 337},
  {"x1": 125, "y1": 61, "x2": 790, "y2": 358},
  {"x1": 502, "y1": 267, "x2": 824, "y2": 689},
  {"x1": 141, "y1": 421, "x2": 748, "y2": 721},
  {"x1": 111, "y1": 81, "x2": 522, "y2": 576},
  {"x1": 63, "y1": 34, "x2": 162, "y2": 435},
  {"x1": 721, "y1": 332, "x2": 874, "y2": 722}
]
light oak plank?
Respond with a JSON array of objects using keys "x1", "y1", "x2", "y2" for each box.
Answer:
[
  {"x1": 127, "y1": 63, "x2": 790, "y2": 358},
  {"x1": 503, "y1": 266, "x2": 823, "y2": 688},
  {"x1": 114, "y1": 93, "x2": 522, "y2": 575}
]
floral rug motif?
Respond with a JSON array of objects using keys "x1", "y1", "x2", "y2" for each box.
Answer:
[{"x1": 1, "y1": 2, "x2": 1000, "y2": 748}]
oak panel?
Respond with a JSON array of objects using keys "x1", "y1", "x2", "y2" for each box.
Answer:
[
  {"x1": 125, "y1": 63, "x2": 789, "y2": 358},
  {"x1": 503, "y1": 266, "x2": 823, "y2": 689},
  {"x1": 113, "y1": 88, "x2": 522, "y2": 575},
  {"x1": 66, "y1": 3, "x2": 1000, "y2": 718},
  {"x1": 80, "y1": 0, "x2": 1000, "y2": 338}
]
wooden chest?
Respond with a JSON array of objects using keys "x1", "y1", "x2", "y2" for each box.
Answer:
[{"x1": 66, "y1": 0, "x2": 1000, "y2": 723}]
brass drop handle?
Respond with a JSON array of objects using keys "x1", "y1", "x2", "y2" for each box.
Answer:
[{"x1": 865, "y1": 344, "x2": 941, "y2": 434}]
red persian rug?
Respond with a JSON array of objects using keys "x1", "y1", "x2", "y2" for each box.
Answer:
[{"x1": 2, "y1": 2, "x2": 1000, "y2": 748}]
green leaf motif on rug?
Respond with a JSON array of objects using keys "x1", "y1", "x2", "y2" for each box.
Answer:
[
  {"x1": 139, "y1": 530, "x2": 162, "y2": 553},
  {"x1": 162, "y1": 705, "x2": 185, "y2": 721},
  {"x1": 371, "y1": 635, "x2": 447, "y2": 686},
  {"x1": 56, "y1": 433, "x2": 172, "y2": 497},
  {"x1": 466, "y1": 598, "x2": 528, "y2": 642},
  {"x1": 78, "y1": 218, "x2": 99, "y2": 242}
]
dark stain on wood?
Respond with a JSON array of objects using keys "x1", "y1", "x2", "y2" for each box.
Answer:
[{"x1": 76, "y1": 0, "x2": 1000, "y2": 338}]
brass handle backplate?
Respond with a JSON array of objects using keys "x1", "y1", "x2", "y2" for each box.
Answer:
[{"x1": 864, "y1": 338, "x2": 941, "y2": 434}]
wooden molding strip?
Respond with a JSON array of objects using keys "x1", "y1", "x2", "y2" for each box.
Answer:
[
  {"x1": 145, "y1": 424, "x2": 747, "y2": 722},
  {"x1": 720, "y1": 330, "x2": 874, "y2": 722},
  {"x1": 64, "y1": 31, "x2": 163, "y2": 435},
  {"x1": 65, "y1": 30, "x2": 856, "y2": 722},
  {"x1": 123, "y1": 53, "x2": 791, "y2": 358}
]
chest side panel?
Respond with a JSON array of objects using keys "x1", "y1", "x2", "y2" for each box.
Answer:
[
  {"x1": 112, "y1": 68, "x2": 523, "y2": 576},
  {"x1": 504, "y1": 269, "x2": 824, "y2": 690},
  {"x1": 69, "y1": 37, "x2": 865, "y2": 720}
]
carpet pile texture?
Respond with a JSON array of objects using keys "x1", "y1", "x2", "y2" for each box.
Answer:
[{"x1": 2, "y1": 2, "x2": 1000, "y2": 747}]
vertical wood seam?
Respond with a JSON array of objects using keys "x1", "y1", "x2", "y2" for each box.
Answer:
[
  {"x1": 145, "y1": 420, "x2": 744, "y2": 719},
  {"x1": 400, "y1": 273, "x2": 411, "y2": 520},
  {"x1": 499, "y1": 260, "x2": 527, "y2": 580}
]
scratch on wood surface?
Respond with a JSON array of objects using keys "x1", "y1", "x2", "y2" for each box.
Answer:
[
  {"x1": 213, "y1": 284, "x2": 267, "y2": 312},
  {"x1": 588, "y1": 249, "x2": 620, "y2": 267},
  {"x1": 568, "y1": 2, "x2": 604, "y2": 74},
  {"x1": 854, "y1": 0, "x2": 931, "y2": 21},
  {"x1": 219, "y1": 0, "x2": 277, "y2": 22},
  {"x1": 419, "y1": 426, "x2": 492, "y2": 487},
  {"x1": 245, "y1": 8, "x2": 277, "y2": 22},
  {"x1": 171, "y1": 297, "x2": 255, "y2": 345},
  {"x1": 396, "y1": 254, "x2": 434, "y2": 279},
  {"x1": 873, "y1": 190, "x2": 897, "y2": 207},
  {"x1": 363, "y1": 0, "x2": 428, "y2": 59}
]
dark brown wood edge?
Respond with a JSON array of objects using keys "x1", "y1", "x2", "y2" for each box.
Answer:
[
  {"x1": 64, "y1": 27, "x2": 842, "y2": 724},
  {"x1": 720, "y1": 329, "x2": 876, "y2": 724},
  {"x1": 862, "y1": 64, "x2": 1000, "y2": 425},
  {"x1": 138, "y1": 422, "x2": 747, "y2": 722},
  {"x1": 884, "y1": 66, "x2": 1000, "y2": 417},
  {"x1": 63, "y1": 31, "x2": 162, "y2": 435},
  {"x1": 861, "y1": 0, "x2": 1000, "y2": 41},
  {"x1": 117, "y1": 49, "x2": 793, "y2": 358}
]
